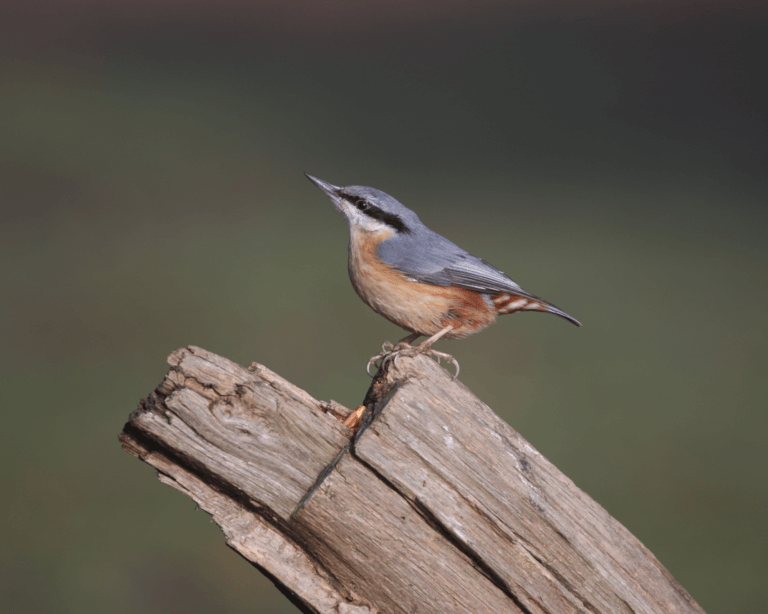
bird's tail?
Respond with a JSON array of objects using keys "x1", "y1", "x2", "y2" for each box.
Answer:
[{"x1": 491, "y1": 293, "x2": 582, "y2": 327}]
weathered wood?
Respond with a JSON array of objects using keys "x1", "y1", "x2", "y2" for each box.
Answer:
[
  {"x1": 120, "y1": 345, "x2": 705, "y2": 614},
  {"x1": 127, "y1": 347, "x2": 351, "y2": 520},
  {"x1": 355, "y1": 358, "x2": 703, "y2": 614}
]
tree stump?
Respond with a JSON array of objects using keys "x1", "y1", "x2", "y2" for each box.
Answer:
[{"x1": 119, "y1": 346, "x2": 705, "y2": 614}]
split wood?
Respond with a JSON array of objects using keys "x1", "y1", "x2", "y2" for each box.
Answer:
[{"x1": 119, "y1": 346, "x2": 704, "y2": 614}]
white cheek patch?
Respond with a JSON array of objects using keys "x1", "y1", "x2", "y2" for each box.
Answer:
[
  {"x1": 360, "y1": 217, "x2": 389, "y2": 233},
  {"x1": 345, "y1": 207, "x2": 388, "y2": 233}
]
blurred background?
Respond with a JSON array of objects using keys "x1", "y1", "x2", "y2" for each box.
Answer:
[{"x1": 1, "y1": 1, "x2": 766, "y2": 612}]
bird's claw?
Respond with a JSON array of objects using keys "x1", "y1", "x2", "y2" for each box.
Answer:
[
  {"x1": 366, "y1": 340, "x2": 422, "y2": 377},
  {"x1": 366, "y1": 351, "x2": 388, "y2": 377},
  {"x1": 366, "y1": 345, "x2": 460, "y2": 380},
  {"x1": 426, "y1": 349, "x2": 460, "y2": 379}
]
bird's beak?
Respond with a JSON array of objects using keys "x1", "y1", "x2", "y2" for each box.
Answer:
[
  {"x1": 305, "y1": 173, "x2": 353, "y2": 218},
  {"x1": 305, "y1": 173, "x2": 341, "y2": 201}
]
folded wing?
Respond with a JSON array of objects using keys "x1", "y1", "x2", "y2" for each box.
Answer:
[{"x1": 377, "y1": 229, "x2": 581, "y2": 326}]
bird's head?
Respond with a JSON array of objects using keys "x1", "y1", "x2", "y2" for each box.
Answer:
[{"x1": 305, "y1": 173, "x2": 418, "y2": 236}]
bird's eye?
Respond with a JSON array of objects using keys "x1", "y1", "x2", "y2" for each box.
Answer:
[{"x1": 356, "y1": 199, "x2": 370, "y2": 211}]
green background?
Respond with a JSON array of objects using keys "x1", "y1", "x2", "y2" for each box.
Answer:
[{"x1": 1, "y1": 2, "x2": 766, "y2": 613}]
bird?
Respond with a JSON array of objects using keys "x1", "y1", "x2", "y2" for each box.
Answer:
[{"x1": 305, "y1": 173, "x2": 580, "y2": 378}]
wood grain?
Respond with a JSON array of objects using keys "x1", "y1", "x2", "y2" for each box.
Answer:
[
  {"x1": 125, "y1": 346, "x2": 351, "y2": 520},
  {"x1": 120, "y1": 346, "x2": 705, "y2": 614}
]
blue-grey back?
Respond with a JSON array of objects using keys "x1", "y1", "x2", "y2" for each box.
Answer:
[{"x1": 378, "y1": 220, "x2": 532, "y2": 298}]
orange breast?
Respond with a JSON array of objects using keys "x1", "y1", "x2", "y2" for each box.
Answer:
[{"x1": 348, "y1": 228, "x2": 496, "y2": 339}]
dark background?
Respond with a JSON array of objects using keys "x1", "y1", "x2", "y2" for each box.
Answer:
[{"x1": 1, "y1": 2, "x2": 766, "y2": 613}]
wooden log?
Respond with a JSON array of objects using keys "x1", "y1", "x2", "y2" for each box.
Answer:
[{"x1": 120, "y1": 345, "x2": 705, "y2": 614}]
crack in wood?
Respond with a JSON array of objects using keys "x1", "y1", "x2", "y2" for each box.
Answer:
[
  {"x1": 121, "y1": 348, "x2": 706, "y2": 614},
  {"x1": 352, "y1": 452, "x2": 536, "y2": 614},
  {"x1": 618, "y1": 597, "x2": 636, "y2": 614},
  {"x1": 292, "y1": 444, "x2": 352, "y2": 517},
  {"x1": 354, "y1": 382, "x2": 402, "y2": 445},
  {"x1": 122, "y1": 422, "x2": 366, "y2": 613},
  {"x1": 121, "y1": 423, "x2": 275, "y2": 523},
  {"x1": 289, "y1": 375, "x2": 404, "y2": 518},
  {"x1": 519, "y1": 542, "x2": 602, "y2": 614}
]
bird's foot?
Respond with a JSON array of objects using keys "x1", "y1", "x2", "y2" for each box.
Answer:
[
  {"x1": 365, "y1": 340, "x2": 396, "y2": 375},
  {"x1": 365, "y1": 334, "x2": 417, "y2": 376},
  {"x1": 366, "y1": 346, "x2": 393, "y2": 377},
  {"x1": 395, "y1": 344, "x2": 461, "y2": 380},
  {"x1": 366, "y1": 328, "x2": 460, "y2": 379}
]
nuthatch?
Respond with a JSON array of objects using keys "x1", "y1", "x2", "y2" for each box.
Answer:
[{"x1": 305, "y1": 174, "x2": 580, "y2": 378}]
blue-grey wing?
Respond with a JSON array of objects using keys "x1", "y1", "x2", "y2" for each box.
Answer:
[{"x1": 378, "y1": 230, "x2": 537, "y2": 298}]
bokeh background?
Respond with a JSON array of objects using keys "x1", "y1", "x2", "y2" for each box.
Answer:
[{"x1": 2, "y1": 1, "x2": 766, "y2": 613}]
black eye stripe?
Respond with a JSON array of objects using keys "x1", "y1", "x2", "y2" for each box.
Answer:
[{"x1": 340, "y1": 192, "x2": 412, "y2": 235}]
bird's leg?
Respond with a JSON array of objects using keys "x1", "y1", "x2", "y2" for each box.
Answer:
[
  {"x1": 393, "y1": 325, "x2": 460, "y2": 379},
  {"x1": 413, "y1": 325, "x2": 453, "y2": 351},
  {"x1": 391, "y1": 332, "x2": 421, "y2": 351},
  {"x1": 367, "y1": 325, "x2": 460, "y2": 380}
]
